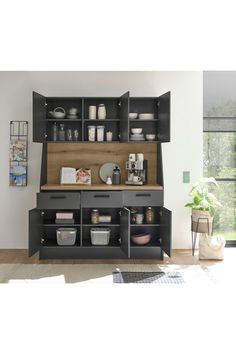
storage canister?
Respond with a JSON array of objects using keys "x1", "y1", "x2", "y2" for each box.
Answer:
[
  {"x1": 88, "y1": 126, "x2": 96, "y2": 141},
  {"x1": 91, "y1": 209, "x2": 99, "y2": 224},
  {"x1": 97, "y1": 126, "x2": 105, "y2": 141}
]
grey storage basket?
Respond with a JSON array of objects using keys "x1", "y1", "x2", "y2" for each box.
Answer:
[
  {"x1": 90, "y1": 228, "x2": 110, "y2": 245},
  {"x1": 56, "y1": 228, "x2": 77, "y2": 245}
]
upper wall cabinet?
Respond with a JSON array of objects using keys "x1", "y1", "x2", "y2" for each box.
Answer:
[{"x1": 32, "y1": 91, "x2": 170, "y2": 143}]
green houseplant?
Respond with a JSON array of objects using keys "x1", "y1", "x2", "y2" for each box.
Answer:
[{"x1": 185, "y1": 177, "x2": 222, "y2": 233}]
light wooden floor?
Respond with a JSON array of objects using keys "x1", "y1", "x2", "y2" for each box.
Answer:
[{"x1": 0, "y1": 248, "x2": 235, "y2": 266}]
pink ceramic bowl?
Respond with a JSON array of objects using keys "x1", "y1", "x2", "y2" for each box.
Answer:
[{"x1": 131, "y1": 233, "x2": 151, "y2": 245}]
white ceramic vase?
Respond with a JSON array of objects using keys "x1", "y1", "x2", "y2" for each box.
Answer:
[{"x1": 98, "y1": 104, "x2": 106, "y2": 120}]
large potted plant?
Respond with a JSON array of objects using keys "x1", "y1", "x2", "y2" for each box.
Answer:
[{"x1": 185, "y1": 177, "x2": 222, "y2": 234}]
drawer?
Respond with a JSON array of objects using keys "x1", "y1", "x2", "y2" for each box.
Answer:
[
  {"x1": 123, "y1": 191, "x2": 163, "y2": 206},
  {"x1": 81, "y1": 191, "x2": 123, "y2": 207},
  {"x1": 37, "y1": 192, "x2": 80, "y2": 210}
]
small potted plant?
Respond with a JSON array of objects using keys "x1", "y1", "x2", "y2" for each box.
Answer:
[{"x1": 185, "y1": 177, "x2": 222, "y2": 234}]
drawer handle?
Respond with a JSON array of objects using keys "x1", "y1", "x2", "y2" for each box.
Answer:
[
  {"x1": 50, "y1": 195, "x2": 66, "y2": 200},
  {"x1": 135, "y1": 193, "x2": 151, "y2": 197},
  {"x1": 94, "y1": 195, "x2": 110, "y2": 198}
]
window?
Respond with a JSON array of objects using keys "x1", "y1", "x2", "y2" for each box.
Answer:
[{"x1": 204, "y1": 72, "x2": 236, "y2": 244}]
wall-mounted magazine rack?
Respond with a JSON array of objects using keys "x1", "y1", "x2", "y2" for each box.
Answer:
[{"x1": 9, "y1": 121, "x2": 28, "y2": 186}]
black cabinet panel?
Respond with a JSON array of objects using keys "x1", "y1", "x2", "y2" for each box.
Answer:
[
  {"x1": 157, "y1": 91, "x2": 171, "y2": 142},
  {"x1": 120, "y1": 91, "x2": 129, "y2": 142},
  {"x1": 29, "y1": 209, "x2": 42, "y2": 256},
  {"x1": 123, "y1": 190, "x2": 163, "y2": 206},
  {"x1": 37, "y1": 192, "x2": 81, "y2": 210},
  {"x1": 160, "y1": 207, "x2": 172, "y2": 256},
  {"x1": 130, "y1": 247, "x2": 162, "y2": 259},
  {"x1": 120, "y1": 208, "x2": 130, "y2": 257},
  {"x1": 81, "y1": 191, "x2": 123, "y2": 208},
  {"x1": 33, "y1": 91, "x2": 46, "y2": 142}
]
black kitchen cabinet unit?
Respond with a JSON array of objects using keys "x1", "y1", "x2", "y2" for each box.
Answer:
[{"x1": 29, "y1": 90, "x2": 172, "y2": 260}]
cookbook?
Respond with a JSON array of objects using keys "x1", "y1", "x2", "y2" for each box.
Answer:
[{"x1": 60, "y1": 167, "x2": 91, "y2": 184}]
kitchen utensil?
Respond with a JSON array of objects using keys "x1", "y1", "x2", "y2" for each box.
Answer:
[
  {"x1": 129, "y1": 113, "x2": 138, "y2": 119},
  {"x1": 89, "y1": 106, "x2": 96, "y2": 120},
  {"x1": 131, "y1": 233, "x2": 151, "y2": 245},
  {"x1": 131, "y1": 128, "x2": 143, "y2": 134},
  {"x1": 98, "y1": 104, "x2": 106, "y2": 120},
  {"x1": 139, "y1": 113, "x2": 154, "y2": 120},
  {"x1": 145, "y1": 134, "x2": 156, "y2": 141},
  {"x1": 99, "y1": 162, "x2": 120, "y2": 183},
  {"x1": 49, "y1": 107, "x2": 66, "y2": 119}
]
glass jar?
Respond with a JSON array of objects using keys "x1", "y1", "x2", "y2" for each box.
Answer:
[
  {"x1": 97, "y1": 126, "x2": 105, "y2": 142},
  {"x1": 51, "y1": 122, "x2": 58, "y2": 141},
  {"x1": 130, "y1": 208, "x2": 138, "y2": 224},
  {"x1": 58, "y1": 123, "x2": 65, "y2": 141},
  {"x1": 88, "y1": 126, "x2": 96, "y2": 142},
  {"x1": 146, "y1": 207, "x2": 154, "y2": 224},
  {"x1": 91, "y1": 209, "x2": 99, "y2": 224}
]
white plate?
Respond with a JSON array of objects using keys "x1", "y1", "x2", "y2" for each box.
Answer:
[
  {"x1": 139, "y1": 113, "x2": 154, "y2": 120},
  {"x1": 99, "y1": 162, "x2": 120, "y2": 183}
]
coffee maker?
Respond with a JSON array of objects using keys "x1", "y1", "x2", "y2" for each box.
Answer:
[{"x1": 125, "y1": 153, "x2": 148, "y2": 185}]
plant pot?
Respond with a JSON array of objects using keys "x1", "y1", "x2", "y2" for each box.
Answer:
[{"x1": 191, "y1": 210, "x2": 213, "y2": 234}]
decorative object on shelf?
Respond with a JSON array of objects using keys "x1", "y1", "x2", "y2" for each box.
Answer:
[
  {"x1": 89, "y1": 106, "x2": 96, "y2": 120},
  {"x1": 130, "y1": 128, "x2": 145, "y2": 141},
  {"x1": 112, "y1": 166, "x2": 121, "y2": 185},
  {"x1": 138, "y1": 113, "x2": 154, "y2": 120},
  {"x1": 131, "y1": 128, "x2": 142, "y2": 135},
  {"x1": 98, "y1": 214, "x2": 112, "y2": 223},
  {"x1": 106, "y1": 176, "x2": 112, "y2": 185},
  {"x1": 9, "y1": 121, "x2": 28, "y2": 186},
  {"x1": 91, "y1": 209, "x2": 99, "y2": 224},
  {"x1": 88, "y1": 125, "x2": 96, "y2": 141},
  {"x1": 98, "y1": 104, "x2": 106, "y2": 120},
  {"x1": 90, "y1": 228, "x2": 110, "y2": 245},
  {"x1": 51, "y1": 122, "x2": 58, "y2": 141},
  {"x1": 73, "y1": 129, "x2": 79, "y2": 141},
  {"x1": 129, "y1": 113, "x2": 138, "y2": 119},
  {"x1": 60, "y1": 167, "x2": 91, "y2": 184},
  {"x1": 99, "y1": 162, "x2": 120, "y2": 183},
  {"x1": 146, "y1": 207, "x2": 155, "y2": 224},
  {"x1": 58, "y1": 123, "x2": 65, "y2": 141},
  {"x1": 135, "y1": 213, "x2": 144, "y2": 225},
  {"x1": 66, "y1": 128, "x2": 73, "y2": 141},
  {"x1": 145, "y1": 134, "x2": 156, "y2": 141},
  {"x1": 131, "y1": 233, "x2": 151, "y2": 245},
  {"x1": 106, "y1": 131, "x2": 113, "y2": 142},
  {"x1": 49, "y1": 107, "x2": 66, "y2": 119},
  {"x1": 97, "y1": 125, "x2": 105, "y2": 142}
]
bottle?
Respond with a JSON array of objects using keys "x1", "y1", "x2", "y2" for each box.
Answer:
[
  {"x1": 51, "y1": 122, "x2": 58, "y2": 141},
  {"x1": 146, "y1": 207, "x2": 154, "y2": 224},
  {"x1": 91, "y1": 209, "x2": 99, "y2": 224},
  {"x1": 112, "y1": 166, "x2": 121, "y2": 185},
  {"x1": 58, "y1": 123, "x2": 65, "y2": 141},
  {"x1": 98, "y1": 104, "x2": 106, "y2": 120}
]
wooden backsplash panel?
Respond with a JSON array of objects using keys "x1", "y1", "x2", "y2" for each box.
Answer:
[{"x1": 47, "y1": 143, "x2": 157, "y2": 184}]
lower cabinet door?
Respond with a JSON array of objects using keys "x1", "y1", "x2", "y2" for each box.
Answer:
[
  {"x1": 160, "y1": 207, "x2": 172, "y2": 257},
  {"x1": 29, "y1": 208, "x2": 43, "y2": 257},
  {"x1": 120, "y1": 208, "x2": 130, "y2": 258}
]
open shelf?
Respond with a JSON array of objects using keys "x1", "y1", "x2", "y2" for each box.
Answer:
[
  {"x1": 83, "y1": 224, "x2": 120, "y2": 227},
  {"x1": 84, "y1": 119, "x2": 120, "y2": 122},
  {"x1": 130, "y1": 224, "x2": 160, "y2": 227},
  {"x1": 43, "y1": 224, "x2": 80, "y2": 227},
  {"x1": 41, "y1": 184, "x2": 163, "y2": 191},
  {"x1": 46, "y1": 119, "x2": 82, "y2": 122},
  {"x1": 82, "y1": 239, "x2": 120, "y2": 248},
  {"x1": 42, "y1": 240, "x2": 80, "y2": 247}
]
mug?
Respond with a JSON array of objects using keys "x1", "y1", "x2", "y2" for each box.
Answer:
[{"x1": 133, "y1": 175, "x2": 141, "y2": 182}]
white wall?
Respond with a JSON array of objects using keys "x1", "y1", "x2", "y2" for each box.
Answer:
[{"x1": 0, "y1": 71, "x2": 203, "y2": 249}]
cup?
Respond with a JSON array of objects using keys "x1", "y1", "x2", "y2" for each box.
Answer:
[
  {"x1": 68, "y1": 108, "x2": 78, "y2": 115},
  {"x1": 136, "y1": 213, "x2": 144, "y2": 225},
  {"x1": 106, "y1": 131, "x2": 113, "y2": 142},
  {"x1": 133, "y1": 175, "x2": 141, "y2": 182},
  {"x1": 89, "y1": 106, "x2": 96, "y2": 120}
]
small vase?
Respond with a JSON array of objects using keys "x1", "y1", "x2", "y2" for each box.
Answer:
[{"x1": 98, "y1": 104, "x2": 106, "y2": 120}]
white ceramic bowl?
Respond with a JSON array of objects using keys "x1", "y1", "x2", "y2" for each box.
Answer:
[
  {"x1": 145, "y1": 134, "x2": 156, "y2": 141},
  {"x1": 131, "y1": 128, "x2": 143, "y2": 135},
  {"x1": 129, "y1": 113, "x2": 138, "y2": 119},
  {"x1": 139, "y1": 113, "x2": 154, "y2": 120}
]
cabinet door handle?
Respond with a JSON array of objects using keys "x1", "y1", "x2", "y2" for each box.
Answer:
[
  {"x1": 50, "y1": 195, "x2": 66, "y2": 199},
  {"x1": 135, "y1": 193, "x2": 151, "y2": 197},
  {"x1": 94, "y1": 194, "x2": 110, "y2": 198}
]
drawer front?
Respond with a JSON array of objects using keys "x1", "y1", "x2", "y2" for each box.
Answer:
[
  {"x1": 37, "y1": 192, "x2": 80, "y2": 210},
  {"x1": 81, "y1": 191, "x2": 123, "y2": 207},
  {"x1": 123, "y1": 191, "x2": 163, "y2": 206}
]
